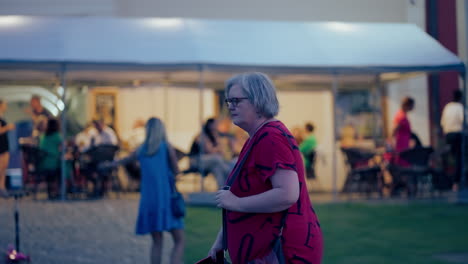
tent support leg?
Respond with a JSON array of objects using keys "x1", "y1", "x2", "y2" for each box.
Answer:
[
  {"x1": 457, "y1": 71, "x2": 468, "y2": 203},
  {"x1": 332, "y1": 74, "x2": 338, "y2": 201},
  {"x1": 198, "y1": 65, "x2": 205, "y2": 192},
  {"x1": 59, "y1": 64, "x2": 68, "y2": 201}
]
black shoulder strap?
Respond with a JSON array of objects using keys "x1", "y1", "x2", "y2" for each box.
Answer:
[
  {"x1": 222, "y1": 138, "x2": 255, "y2": 250},
  {"x1": 225, "y1": 142, "x2": 255, "y2": 188}
]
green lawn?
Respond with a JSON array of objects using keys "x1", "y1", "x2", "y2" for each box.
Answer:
[{"x1": 185, "y1": 202, "x2": 468, "y2": 264}]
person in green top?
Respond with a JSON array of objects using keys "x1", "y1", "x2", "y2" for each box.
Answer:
[
  {"x1": 39, "y1": 118, "x2": 62, "y2": 199},
  {"x1": 299, "y1": 122, "x2": 317, "y2": 179}
]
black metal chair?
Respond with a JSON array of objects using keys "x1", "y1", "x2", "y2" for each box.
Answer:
[
  {"x1": 341, "y1": 147, "x2": 382, "y2": 196},
  {"x1": 19, "y1": 144, "x2": 48, "y2": 199},
  {"x1": 80, "y1": 144, "x2": 119, "y2": 198},
  {"x1": 388, "y1": 146, "x2": 434, "y2": 197}
]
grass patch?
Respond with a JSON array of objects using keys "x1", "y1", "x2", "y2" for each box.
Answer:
[{"x1": 185, "y1": 203, "x2": 468, "y2": 264}]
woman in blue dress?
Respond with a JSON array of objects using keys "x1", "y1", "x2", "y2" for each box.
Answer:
[{"x1": 105, "y1": 117, "x2": 184, "y2": 264}]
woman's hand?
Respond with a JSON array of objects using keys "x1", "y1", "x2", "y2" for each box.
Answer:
[
  {"x1": 215, "y1": 189, "x2": 241, "y2": 211},
  {"x1": 208, "y1": 239, "x2": 223, "y2": 261}
]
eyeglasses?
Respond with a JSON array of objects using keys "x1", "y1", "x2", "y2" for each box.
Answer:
[{"x1": 224, "y1": 97, "x2": 249, "y2": 107}]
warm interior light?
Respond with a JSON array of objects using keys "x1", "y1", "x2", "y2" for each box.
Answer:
[
  {"x1": 0, "y1": 16, "x2": 28, "y2": 27},
  {"x1": 326, "y1": 22, "x2": 357, "y2": 32},
  {"x1": 144, "y1": 18, "x2": 184, "y2": 29}
]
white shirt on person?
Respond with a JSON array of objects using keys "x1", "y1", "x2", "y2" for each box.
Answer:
[
  {"x1": 441, "y1": 101, "x2": 464, "y2": 134},
  {"x1": 89, "y1": 126, "x2": 118, "y2": 147},
  {"x1": 75, "y1": 129, "x2": 94, "y2": 152}
]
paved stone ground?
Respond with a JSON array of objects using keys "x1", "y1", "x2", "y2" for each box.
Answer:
[
  {"x1": 0, "y1": 195, "x2": 174, "y2": 264},
  {"x1": 0, "y1": 186, "x2": 464, "y2": 264}
]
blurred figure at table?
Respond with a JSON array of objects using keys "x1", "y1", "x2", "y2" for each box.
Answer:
[
  {"x1": 300, "y1": 122, "x2": 318, "y2": 179},
  {"x1": 291, "y1": 125, "x2": 305, "y2": 145},
  {"x1": 74, "y1": 122, "x2": 95, "y2": 153},
  {"x1": 0, "y1": 99, "x2": 15, "y2": 197},
  {"x1": 126, "y1": 118, "x2": 147, "y2": 151},
  {"x1": 89, "y1": 118, "x2": 118, "y2": 147},
  {"x1": 188, "y1": 118, "x2": 230, "y2": 188}
]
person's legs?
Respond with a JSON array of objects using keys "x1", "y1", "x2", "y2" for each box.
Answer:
[
  {"x1": 200, "y1": 154, "x2": 230, "y2": 187},
  {"x1": 150, "y1": 232, "x2": 163, "y2": 264},
  {"x1": 0, "y1": 152, "x2": 10, "y2": 197},
  {"x1": 446, "y1": 133, "x2": 462, "y2": 191},
  {"x1": 169, "y1": 228, "x2": 185, "y2": 264}
]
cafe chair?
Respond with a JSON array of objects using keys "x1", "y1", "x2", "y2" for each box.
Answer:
[
  {"x1": 341, "y1": 147, "x2": 382, "y2": 197},
  {"x1": 388, "y1": 146, "x2": 434, "y2": 198}
]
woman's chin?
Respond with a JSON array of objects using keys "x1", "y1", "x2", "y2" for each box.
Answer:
[{"x1": 230, "y1": 116, "x2": 239, "y2": 124}]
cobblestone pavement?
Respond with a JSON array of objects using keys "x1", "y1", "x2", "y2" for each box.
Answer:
[{"x1": 0, "y1": 195, "x2": 174, "y2": 264}]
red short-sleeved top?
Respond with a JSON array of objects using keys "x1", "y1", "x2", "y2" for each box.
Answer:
[{"x1": 226, "y1": 121, "x2": 323, "y2": 264}]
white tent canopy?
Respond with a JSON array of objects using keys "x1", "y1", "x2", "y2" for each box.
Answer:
[{"x1": 0, "y1": 16, "x2": 464, "y2": 77}]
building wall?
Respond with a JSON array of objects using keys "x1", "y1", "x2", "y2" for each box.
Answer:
[{"x1": 116, "y1": 85, "x2": 216, "y2": 152}]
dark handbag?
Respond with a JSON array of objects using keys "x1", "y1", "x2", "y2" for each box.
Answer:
[
  {"x1": 169, "y1": 170, "x2": 185, "y2": 218},
  {"x1": 171, "y1": 190, "x2": 186, "y2": 218}
]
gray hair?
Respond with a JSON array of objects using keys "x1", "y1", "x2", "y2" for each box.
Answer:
[
  {"x1": 139, "y1": 117, "x2": 167, "y2": 156},
  {"x1": 225, "y1": 72, "x2": 279, "y2": 118}
]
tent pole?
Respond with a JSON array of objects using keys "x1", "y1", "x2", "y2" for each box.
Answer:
[
  {"x1": 331, "y1": 74, "x2": 339, "y2": 201},
  {"x1": 198, "y1": 65, "x2": 205, "y2": 192},
  {"x1": 373, "y1": 75, "x2": 381, "y2": 146},
  {"x1": 458, "y1": 71, "x2": 468, "y2": 203},
  {"x1": 59, "y1": 64, "x2": 68, "y2": 201},
  {"x1": 163, "y1": 76, "x2": 169, "y2": 124}
]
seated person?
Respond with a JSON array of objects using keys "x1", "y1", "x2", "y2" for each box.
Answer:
[
  {"x1": 89, "y1": 118, "x2": 118, "y2": 147},
  {"x1": 81, "y1": 119, "x2": 119, "y2": 197},
  {"x1": 74, "y1": 122, "x2": 95, "y2": 153},
  {"x1": 299, "y1": 122, "x2": 317, "y2": 179},
  {"x1": 125, "y1": 119, "x2": 146, "y2": 151},
  {"x1": 189, "y1": 118, "x2": 231, "y2": 188}
]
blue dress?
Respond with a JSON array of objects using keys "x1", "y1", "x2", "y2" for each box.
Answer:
[{"x1": 135, "y1": 141, "x2": 184, "y2": 235}]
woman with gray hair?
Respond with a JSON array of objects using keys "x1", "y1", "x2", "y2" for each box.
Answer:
[
  {"x1": 101, "y1": 117, "x2": 184, "y2": 264},
  {"x1": 208, "y1": 72, "x2": 323, "y2": 263}
]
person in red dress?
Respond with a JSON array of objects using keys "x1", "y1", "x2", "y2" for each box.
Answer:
[
  {"x1": 392, "y1": 97, "x2": 415, "y2": 153},
  {"x1": 208, "y1": 72, "x2": 323, "y2": 264}
]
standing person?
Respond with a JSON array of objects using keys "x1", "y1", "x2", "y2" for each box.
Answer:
[
  {"x1": 27, "y1": 95, "x2": 51, "y2": 139},
  {"x1": 38, "y1": 118, "x2": 62, "y2": 199},
  {"x1": 0, "y1": 99, "x2": 15, "y2": 197},
  {"x1": 101, "y1": 117, "x2": 184, "y2": 264},
  {"x1": 300, "y1": 122, "x2": 318, "y2": 179},
  {"x1": 208, "y1": 72, "x2": 323, "y2": 264},
  {"x1": 441, "y1": 90, "x2": 464, "y2": 191},
  {"x1": 392, "y1": 97, "x2": 415, "y2": 153}
]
